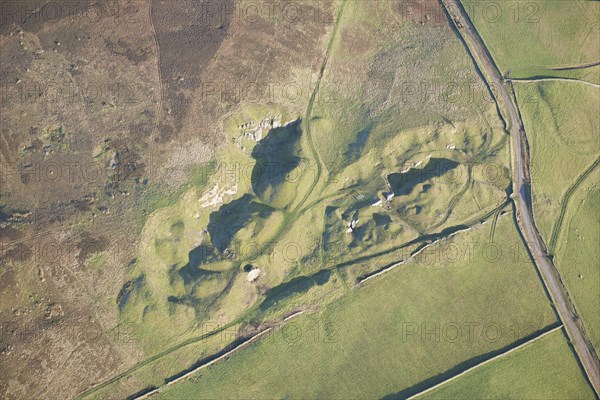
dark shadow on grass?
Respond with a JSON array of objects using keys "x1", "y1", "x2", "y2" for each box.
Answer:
[
  {"x1": 251, "y1": 119, "x2": 302, "y2": 204},
  {"x1": 125, "y1": 386, "x2": 158, "y2": 400},
  {"x1": 387, "y1": 158, "x2": 459, "y2": 197},
  {"x1": 207, "y1": 193, "x2": 274, "y2": 252},
  {"x1": 178, "y1": 245, "x2": 221, "y2": 285},
  {"x1": 259, "y1": 269, "x2": 331, "y2": 312}
]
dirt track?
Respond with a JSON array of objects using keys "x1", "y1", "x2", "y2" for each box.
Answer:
[{"x1": 440, "y1": 0, "x2": 600, "y2": 395}]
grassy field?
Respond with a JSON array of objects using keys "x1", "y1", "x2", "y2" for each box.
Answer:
[
  {"x1": 554, "y1": 168, "x2": 600, "y2": 350},
  {"x1": 466, "y1": 0, "x2": 600, "y2": 76},
  {"x1": 419, "y1": 329, "x2": 595, "y2": 400},
  {"x1": 156, "y1": 216, "x2": 556, "y2": 399},
  {"x1": 515, "y1": 81, "x2": 599, "y2": 242},
  {"x1": 515, "y1": 80, "x2": 599, "y2": 354}
]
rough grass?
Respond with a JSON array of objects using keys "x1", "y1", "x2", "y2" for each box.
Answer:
[
  {"x1": 419, "y1": 329, "x2": 595, "y2": 400},
  {"x1": 309, "y1": 0, "x2": 502, "y2": 178},
  {"x1": 156, "y1": 216, "x2": 556, "y2": 399},
  {"x1": 82, "y1": 327, "x2": 239, "y2": 400}
]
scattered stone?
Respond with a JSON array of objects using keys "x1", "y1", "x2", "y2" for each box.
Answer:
[
  {"x1": 109, "y1": 155, "x2": 119, "y2": 169},
  {"x1": 346, "y1": 216, "x2": 359, "y2": 233},
  {"x1": 371, "y1": 199, "x2": 382, "y2": 207},
  {"x1": 45, "y1": 303, "x2": 64, "y2": 320},
  {"x1": 247, "y1": 268, "x2": 261, "y2": 282}
]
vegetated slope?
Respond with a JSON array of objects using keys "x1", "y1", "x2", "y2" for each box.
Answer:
[
  {"x1": 61, "y1": 1, "x2": 600, "y2": 398},
  {"x1": 107, "y1": 3, "x2": 516, "y2": 397},
  {"x1": 309, "y1": 0, "x2": 500, "y2": 178},
  {"x1": 117, "y1": 0, "x2": 509, "y2": 349}
]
